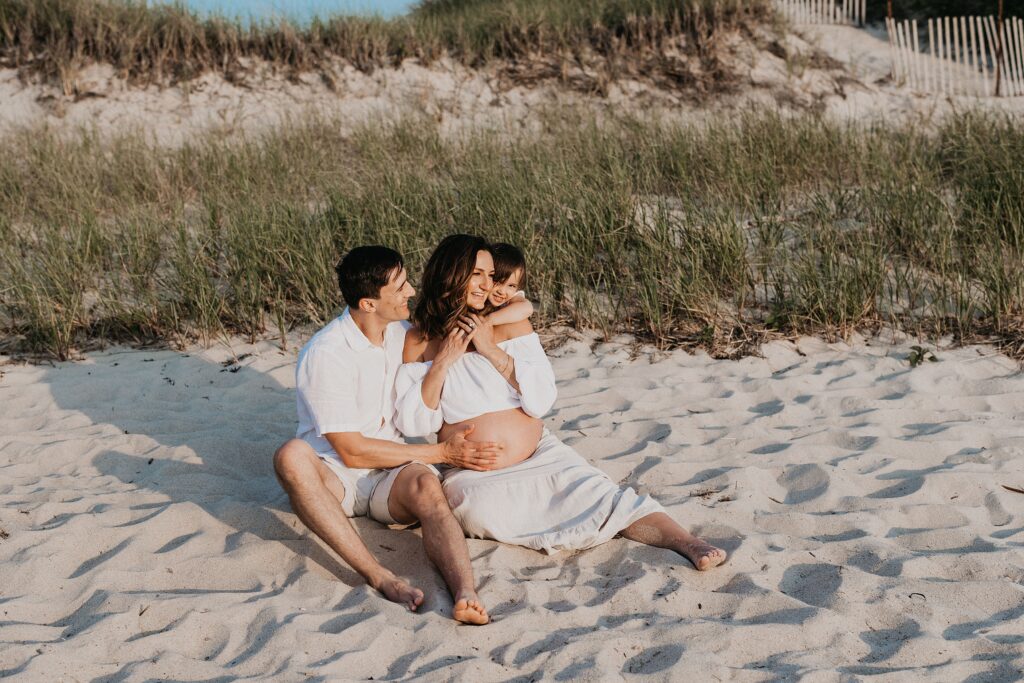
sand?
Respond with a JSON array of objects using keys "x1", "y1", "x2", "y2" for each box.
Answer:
[
  {"x1": 3, "y1": 22, "x2": 1023, "y2": 146},
  {"x1": 2, "y1": 330, "x2": 1023, "y2": 681},
  {"x1": 4, "y1": 15, "x2": 1024, "y2": 681}
]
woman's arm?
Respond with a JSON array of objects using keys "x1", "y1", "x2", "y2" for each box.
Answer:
[
  {"x1": 466, "y1": 316, "x2": 533, "y2": 392},
  {"x1": 405, "y1": 323, "x2": 477, "y2": 410},
  {"x1": 504, "y1": 326, "x2": 557, "y2": 417},
  {"x1": 394, "y1": 361, "x2": 444, "y2": 436},
  {"x1": 468, "y1": 316, "x2": 556, "y2": 416}
]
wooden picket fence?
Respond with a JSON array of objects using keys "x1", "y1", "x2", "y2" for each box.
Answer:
[
  {"x1": 886, "y1": 15, "x2": 1024, "y2": 96},
  {"x1": 775, "y1": 0, "x2": 867, "y2": 25}
]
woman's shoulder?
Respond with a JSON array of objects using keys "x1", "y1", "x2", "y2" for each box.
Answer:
[
  {"x1": 403, "y1": 326, "x2": 431, "y2": 363},
  {"x1": 493, "y1": 318, "x2": 535, "y2": 344}
]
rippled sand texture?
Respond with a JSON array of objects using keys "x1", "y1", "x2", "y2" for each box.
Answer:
[{"x1": 2, "y1": 334, "x2": 1023, "y2": 680}]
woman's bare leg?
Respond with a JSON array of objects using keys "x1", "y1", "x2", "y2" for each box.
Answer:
[{"x1": 620, "y1": 512, "x2": 727, "y2": 570}]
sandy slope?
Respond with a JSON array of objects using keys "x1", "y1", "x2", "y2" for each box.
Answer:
[
  {"x1": 2, "y1": 332, "x2": 1023, "y2": 681},
  {"x1": 2, "y1": 23, "x2": 1022, "y2": 146}
]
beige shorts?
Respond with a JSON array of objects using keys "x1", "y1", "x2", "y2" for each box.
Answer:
[{"x1": 317, "y1": 456, "x2": 439, "y2": 525}]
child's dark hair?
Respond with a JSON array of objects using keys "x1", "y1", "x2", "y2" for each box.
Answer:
[{"x1": 491, "y1": 243, "x2": 527, "y2": 290}]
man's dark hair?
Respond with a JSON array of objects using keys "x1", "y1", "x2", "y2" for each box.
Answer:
[{"x1": 336, "y1": 246, "x2": 404, "y2": 309}]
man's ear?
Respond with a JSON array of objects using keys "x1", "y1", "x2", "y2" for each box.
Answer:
[{"x1": 358, "y1": 298, "x2": 377, "y2": 314}]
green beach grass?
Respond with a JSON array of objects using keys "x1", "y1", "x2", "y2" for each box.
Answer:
[{"x1": 2, "y1": 111, "x2": 1023, "y2": 360}]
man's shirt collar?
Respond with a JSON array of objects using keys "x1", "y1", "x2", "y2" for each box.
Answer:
[{"x1": 339, "y1": 308, "x2": 376, "y2": 351}]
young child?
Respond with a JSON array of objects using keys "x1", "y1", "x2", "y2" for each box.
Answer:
[{"x1": 485, "y1": 242, "x2": 534, "y2": 325}]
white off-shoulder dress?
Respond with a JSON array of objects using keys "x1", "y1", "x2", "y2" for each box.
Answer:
[{"x1": 394, "y1": 332, "x2": 662, "y2": 554}]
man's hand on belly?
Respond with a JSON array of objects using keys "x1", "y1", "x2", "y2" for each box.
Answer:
[{"x1": 441, "y1": 424, "x2": 505, "y2": 471}]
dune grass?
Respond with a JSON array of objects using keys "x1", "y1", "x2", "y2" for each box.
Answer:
[
  {"x1": 0, "y1": 0, "x2": 770, "y2": 93},
  {"x1": 2, "y1": 111, "x2": 1023, "y2": 360}
]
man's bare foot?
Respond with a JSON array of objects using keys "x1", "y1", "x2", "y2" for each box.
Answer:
[
  {"x1": 680, "y1": 540, "x2": 727, "y2": 571},
  {"x1": 452, "y1": 591, "x2": 489, "y2": 625},
  {"x1": 377, "y1": 574, "x2": 424, "y2": 611}
]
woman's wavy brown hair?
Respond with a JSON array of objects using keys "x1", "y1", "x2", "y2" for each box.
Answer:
[{"x1": 412, "y1": 234, "x2": 492, "y2": 340}]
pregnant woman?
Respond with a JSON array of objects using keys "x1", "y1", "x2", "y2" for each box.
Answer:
[{"x1": 395, "y1": 234, "x2": 726, "y2": 568}]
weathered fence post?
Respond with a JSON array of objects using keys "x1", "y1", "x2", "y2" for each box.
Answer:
[{"x1": 996, "y1": 0, "x2": 1005, "y2": 96}]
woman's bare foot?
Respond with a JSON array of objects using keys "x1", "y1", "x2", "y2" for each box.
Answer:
[
  {"x1": 620, "y1": 513, "x2": 727, "y2": 570},
  {"x1": 680, "y1": 540, "x2": 727, "y2": 571},
  {"x1": 452, "y1": 591, "x2": 489, "y2": 625},
  {"x1": 376, "y1": 574, "x2": 424, "y2": 611}
]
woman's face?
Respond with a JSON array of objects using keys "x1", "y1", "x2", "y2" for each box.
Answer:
[{"x1": 465, "y1": 250, "x2": 495, "y2": 310}]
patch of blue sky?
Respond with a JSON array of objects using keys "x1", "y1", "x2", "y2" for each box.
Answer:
[{"x1": 163, "y1": 0, "x2": 418, "y2": 24}]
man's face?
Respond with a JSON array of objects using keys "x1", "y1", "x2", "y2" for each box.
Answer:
[{"x1": 368, "y1": 266, "x2": 415, "y2": 321}]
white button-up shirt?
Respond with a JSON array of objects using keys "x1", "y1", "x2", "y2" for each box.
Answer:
[{"x1": 295, "y1": 308, "x2": 408, "y2": 460}]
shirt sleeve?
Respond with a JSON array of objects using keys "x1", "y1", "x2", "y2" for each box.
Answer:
[
  {"x1": 296, "y1": 347, "x2": 364, "y2": 435},
  {"x1": 394, "y1": 362, "x2": 444, "y2": 437},
  {"x1": 508, "y1": 334, "x2": 557, "y2": 418}
]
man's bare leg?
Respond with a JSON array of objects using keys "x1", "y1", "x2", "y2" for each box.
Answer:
[
  {"x1": 387, "y1": 465, "x2": 489, "y2": 625},
  {"x1": 273, "y1": 439, "x2": 423, "y2": 610},
  {"x1": 620, "y1": 512, "x2": 727, "y2": 571}
]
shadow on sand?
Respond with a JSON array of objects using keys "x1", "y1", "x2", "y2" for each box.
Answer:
[{"x1": 37, "y1": 344, "x2": 444, "y2": 607}]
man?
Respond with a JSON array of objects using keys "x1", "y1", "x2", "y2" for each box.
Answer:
[{"x1": 273, "y1": 246, "x2": 500, "y2": 624}]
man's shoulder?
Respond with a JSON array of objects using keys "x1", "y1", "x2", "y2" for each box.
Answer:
[
  {"x1": 299, "y1": 318, "x2": 353, "y2": 363},
  {"x1": 387, "y1": 319, "x2": 412, "y2": 339}
]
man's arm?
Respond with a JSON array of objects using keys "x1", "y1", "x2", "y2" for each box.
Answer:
[{"x1": 326, "y1": 425, "x2": 501, "y2": 472}]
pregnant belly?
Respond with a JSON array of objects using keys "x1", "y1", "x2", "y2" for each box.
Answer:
[{"x1": 439, "y1": 408, "x2": 542, "y2": 469}]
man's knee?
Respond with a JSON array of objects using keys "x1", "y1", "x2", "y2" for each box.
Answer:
[
  {"x1": 273, "y1": 439, "x2": 316, "y2": 487},
  {"x1": 403, "y1": 468, "x2": 448, "y2": 513}
]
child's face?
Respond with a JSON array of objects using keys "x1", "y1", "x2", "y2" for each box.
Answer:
[{"x1": 488, "y1": 268, "x2": 523, "y2": 307}]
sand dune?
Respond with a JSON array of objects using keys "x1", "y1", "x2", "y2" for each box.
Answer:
[
  {"x1": 4, "y1": 23, "x2": 1023, "y2": 147},
  {"x1": 2, "y1": 331, "x2": 1023, "y2": 680}
]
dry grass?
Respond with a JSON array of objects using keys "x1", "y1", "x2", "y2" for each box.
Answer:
[
  {"x1": 0, "y1": 0, "x2": 771, "y2": 94},
  {"x1": 2, "y1": 111, "x2": 1023, "y2": 360}
]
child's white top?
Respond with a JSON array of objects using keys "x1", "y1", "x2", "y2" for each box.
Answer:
[{"x1": 394, "y1": 332, "x2": 557, "y2": 436}]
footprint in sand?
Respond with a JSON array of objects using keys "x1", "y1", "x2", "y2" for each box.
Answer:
[
  {"x1": 776, "y1": 464, "x2": 830, "y2": 504},
  {"x1": 622, "y1": 644, "x2": 685, "y2": 674},
  {"x1": 984, "y1": 491, "x2": 1012, "y2": 527},
  {"x1": 779, "y1": 563, "x2": 843, "y2": 609},
  {"x1": 858, "y1": 619, "x2": 921, "y2": 663}
]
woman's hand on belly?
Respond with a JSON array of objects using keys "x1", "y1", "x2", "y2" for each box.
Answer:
[{"x1": 439, "y1": 409, "x2": 543, "y2": 470}]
